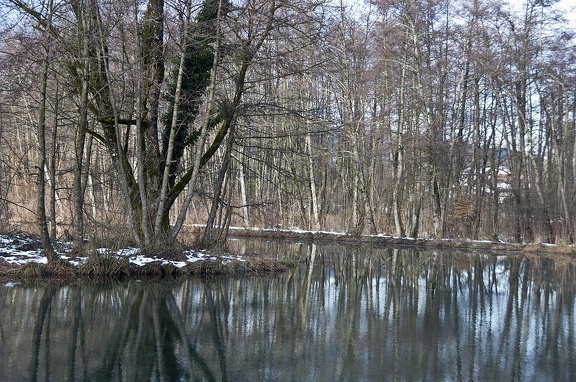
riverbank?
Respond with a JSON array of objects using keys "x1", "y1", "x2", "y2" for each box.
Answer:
[
  {"x1": 1, "y1": 228, "x2": 575, "y2": 282},
  {"x1": 0, "y1": 232, "x2": 287, "y2": 282},
  {"x1": 226, "y1": 226, "x2": 576, "y2": 255}
]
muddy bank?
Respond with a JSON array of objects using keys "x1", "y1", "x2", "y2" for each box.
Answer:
[{"x1": 226, "y1": 227, "x2": 576, "y2": 256}]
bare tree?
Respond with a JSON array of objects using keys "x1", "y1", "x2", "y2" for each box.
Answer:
[{"x1": 36, "y1": 0, "x2": 58, "y2": 260}]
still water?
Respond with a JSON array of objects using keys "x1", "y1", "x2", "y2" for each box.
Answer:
[{"x1": 1, "y1": 240, "x2": 575, "y2": 381}]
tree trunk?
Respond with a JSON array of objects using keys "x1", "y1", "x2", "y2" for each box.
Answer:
[
  {"x1": 306, "y1": 133, "x2": 320, "y2": 231},
  {"x1": 431, "y1": 172, "x2": 442, "y2": 237},
  {"x1": 238, "y1": 154, "x2": 249, "y2": 226},
  {"x1": 94, "y1": 5, "x2": 142, "y2": 246},
  {"x1": 133, "y1": 0, "x2": 151, "y2": 245},
  {"x1": 73, "y1": 48, "x2": 90, "y2": 247},
  {"x1": 169, "y1": 0, "x2": 226, "y2": 243},
  {"x1": 37, "y1": 0, "x2": 57, "y2": 262},
  {"x1": 392, "y1": 57, "x2": 408, "y2": 238},
  {"x1": 154, "y1": 3, "x2": 191, "y2": 239},
  {"x1": 204, "y1": 124, "x2": 235, "y2": 245},
  {"x1": 49, "y1": 81, "x2": 58, "y2": 240}
]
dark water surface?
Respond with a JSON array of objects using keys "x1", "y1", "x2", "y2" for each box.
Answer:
[{"x1": 1, "y1": 240, "x2": 575, "y2": 381}]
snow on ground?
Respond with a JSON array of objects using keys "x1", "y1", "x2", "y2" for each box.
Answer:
[
  {"x1": 0, "y1": 233, "x2": 246, "y2": 269},
  {"x1": 0, "y1": 234, "x2": 49, "y2": 266}
]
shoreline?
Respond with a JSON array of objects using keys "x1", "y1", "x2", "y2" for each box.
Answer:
[
  {"x1": 2, "y1": 228, "x2": 575, "y2": 282},
  {"x1": 226, "y1": 227, "x2": 575, "y2": 255}
]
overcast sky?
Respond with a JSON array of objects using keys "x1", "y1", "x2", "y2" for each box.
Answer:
[{"x1": 341, "y1": 0, "x2": 576, "y2": 29}]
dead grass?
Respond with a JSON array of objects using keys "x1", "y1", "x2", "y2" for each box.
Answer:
[
  {"x1": 79, "y1": 256, "x2": 130, "y2": 278},
  {"x1": 134, "y1": 262, "x2": 183, "y2": 278},
  {"x1": 139, "y1": 243, "x2": 187, "y2": 261},
  {"x1": 0, "y1": 252, "x2": 288, "y2": 281},
  {"x1": 228, "y1": 228, "x2": 576, "y2": 257},
  {"x1": 44, "y1": 260, "x2": 77, "y2": 278},
  {"x1": 523, "y1": 242, "x2": 576, "y2": 255},
  {"x1": 10, "y1": 261, "x2": 75, "y2": 280},
  {"x1": 18, "y1": 263, "x2": 45, "y2": 278},
  {"x1": 185, "y1": 255, "x2": 286, "y2": 277}
]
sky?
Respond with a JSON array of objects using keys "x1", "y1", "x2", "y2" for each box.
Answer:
[
  {"x1": 340, "y1": 0, "x2": 576, "y2": 29},
  {"x1": 511, "y1": 0, "x2": 576, "y2": 28}
]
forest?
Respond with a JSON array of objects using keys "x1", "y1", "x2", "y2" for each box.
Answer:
[{"x1": 1, "y1": 0, "x2": 575, "y2": 257}]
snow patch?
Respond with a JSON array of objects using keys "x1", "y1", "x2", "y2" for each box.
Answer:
[{"x1": 0, "y1": 233, "x2": 247, "y2": 270}]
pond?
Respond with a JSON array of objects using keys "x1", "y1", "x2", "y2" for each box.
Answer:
[{"x1": 1, "y1": 239, "x2": 575, "y2": 381}]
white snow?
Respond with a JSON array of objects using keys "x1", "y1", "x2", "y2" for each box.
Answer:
[{"x1": 0, "y1": 233, "x2": 245, "y2": 269}]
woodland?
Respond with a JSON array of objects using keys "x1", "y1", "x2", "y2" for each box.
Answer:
[{"x1": 1, "y1": 0, "x2": 576, "y2": 260}]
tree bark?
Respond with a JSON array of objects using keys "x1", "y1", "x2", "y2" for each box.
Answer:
[
  {"x1": 73, "y1": 36, "x2": 90, "y2": 247},
  {"x1": 37, "y1": 0, "x2": 57, "y2": 261},
  {"x1": 306, "y1": 133, "x2": 320, "y2": 231},
  {"x1": 154, "y1": 3, "x2": 191, "y2": 239},
  {"x1": 238, "y1": 154, "x2": 249, "y2": 226}
]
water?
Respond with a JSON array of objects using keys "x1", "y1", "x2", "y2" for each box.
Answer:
[{"x1": 1, "y1": 240, "x2": 575, "y2": 381}]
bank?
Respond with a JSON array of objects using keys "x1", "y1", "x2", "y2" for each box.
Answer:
[{"x1": 1, "y1": 228, "x2": 575, "y2": 282}]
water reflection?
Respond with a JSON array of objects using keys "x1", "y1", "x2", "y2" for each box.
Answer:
[{"x1": 1, "y1": 242, "x2": 575, "y2": 381}]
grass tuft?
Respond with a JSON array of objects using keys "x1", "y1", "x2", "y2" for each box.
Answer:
[
  {"x1": 185, "y1": 255, "x2": 287, "y2": 277},
  {"x1": 18, "y1": 263, "x2": 45, "y2": 278},
  {"x1": 136, "y1": 262, "x2": 165, "y2": 277},
  {"x1": 44, "y1": 260, "x2": 76, "y2": 278},
  {"x1": 79, "y1": 256, "x2": 130, "y2": 278}
]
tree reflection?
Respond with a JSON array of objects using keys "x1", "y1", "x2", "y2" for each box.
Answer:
[
  {"x1": 29, "y1": 285, "x2": 55, "y2": 381},
  {"x1": 1, "y1": 243, "x2": 575, "y2": 381},
  {"x1": 83, "y1": 282, "x2": 222, "y2": 381}
]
